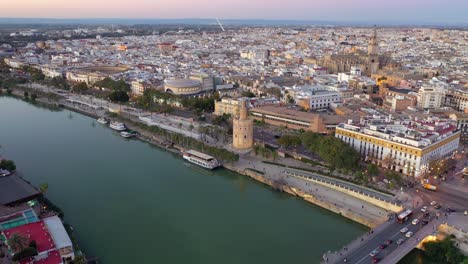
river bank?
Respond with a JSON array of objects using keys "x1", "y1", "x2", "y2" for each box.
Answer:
[{"x1": 2, "y1": 87, "x2": 385, "y2": 229}]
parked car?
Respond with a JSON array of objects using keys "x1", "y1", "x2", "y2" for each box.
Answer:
[
  {"x1": 384, "y1": 240, "x2": 393, "y2": 245},
  {"x1": 400, "y1": 227, "x2": 409, "y2": 233},
  {"x1": 434, "y1": 204, "x2": 441, "y2": 209},
  {"x1": 379, "y1": 244, "x2": 387, "y2": 249},
  {"x1": 405, "y1": 231, "x2": 414, "y2": 238},
  {"x1": 421, "y1": 206, "x2": 428, "y2": 212},
  {"x1": 446, "y1": 208, "x2": 455, "y2": 213},
  {"x1": 421, "y1": 220, "x2": 429, "y2": 226},
  {"x1": 412, "y1": 219, "x2": 419, "y2": 225},
  {"x1": 430, "y1": 201, "x2": 437, "y2": 206},
  {"x1": 397, "y1": 238, "x2": 405, "y2": 245}
]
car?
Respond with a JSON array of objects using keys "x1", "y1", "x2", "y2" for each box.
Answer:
[
  {"x1": 379, "y1": 244, "x2": 387, "y2": 249},
  {"x1": 400, "y1": 227, "x2": 409, "y2": 233},
  {"x1": 421, "y1": 206, "x2": 428, "y2": 212},
  {"x1": 397, "y1": 238, "x2": 405, "y2": 245},
  {"x1": 430, "y1": 201, "x2": 437, "y2": 206},
  {"x1": 384, "y1": 239, "x2": 393, "y2": 245},
  {"x1": 421, "y1": 220, "x2": 429, "y2": 226},
  {"x1": 412, "y1": 219, "x2": 419, "y2": 225},
  {"x1": 423, "y1": 212, "x2": 430, "y2": 218},
  {"x1": 434, "y1": 204, "x2": 442, "y2": 209},
  {"x1": 446, "y1": 208, "x2": 456, "y2": 213},
  {"x1": 369, "y1": 249, "x2": 379, "y2": 257},
  {"x1": 372, "y1": 257, "x2": 380, "y2": 263},
  {"x1": 405, "y1": 231, "x2": 414, "y2": 238}
]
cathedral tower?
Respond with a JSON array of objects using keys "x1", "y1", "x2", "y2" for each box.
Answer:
[{"x1": 367, "y1": 26, "x2": 380, "y2": 74}]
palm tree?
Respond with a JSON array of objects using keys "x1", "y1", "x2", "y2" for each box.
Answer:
[
  {"x1": 6, "y1": 233, "x2": 29, "y2": 253},
  {"x1": 39, "y1": 183, "x2": 48, "y2": 194}
]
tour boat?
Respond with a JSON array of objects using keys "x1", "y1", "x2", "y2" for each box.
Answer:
[
  {"x1": 97, "y1": 117, "x2": 108, "y2": 124},
  {"x1": 120, "y1": 130, "x2": 136, "y2": 138},
  {"x1": 182, "y1": 150, "x2": 220, "y2": 170},
  {"x1": 109, "y1": 121, "x2": 126, "y2": 131}
]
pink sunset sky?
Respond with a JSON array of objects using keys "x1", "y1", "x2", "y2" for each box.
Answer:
[{"x1": 0, "y1": 0, "x2": 467, "y2": 23}]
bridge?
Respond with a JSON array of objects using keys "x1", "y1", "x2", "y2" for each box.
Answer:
[{"x1": 323, "y1": 209, "x2": 467, "y2": 264}]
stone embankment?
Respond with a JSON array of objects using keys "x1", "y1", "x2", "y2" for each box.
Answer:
[{"x1": 225, "y1": 164, "x2": 387, "y2": 228}]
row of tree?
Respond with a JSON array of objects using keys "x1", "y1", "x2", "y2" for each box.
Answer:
[
  {"x1": 135, "y1": 122, "x2": 239, "y2": 162},
  {"x1": 277, "y1": 132, "x2": 360, "y2": 171}
]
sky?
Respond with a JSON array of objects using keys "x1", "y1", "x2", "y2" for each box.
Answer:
[{"x1": 0, "y1": 0, "x2": 467, "y2": 24}]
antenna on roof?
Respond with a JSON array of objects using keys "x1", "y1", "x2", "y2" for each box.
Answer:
[{"x1": 216, "y1": 18, "x2": 225, "y2": 32}]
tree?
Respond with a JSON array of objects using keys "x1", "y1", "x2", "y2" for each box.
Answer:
[
  {"x1": 72, "y1": 82, "x2": 88, "y2": 93},
  {"x1": 241, "y1": 90, "x2": 255, "y2": 98},
  {"x1": 0, "y1": 159, "x2": 16, "y2": 171},
  {"x1": 39, "y1": 183, "x2": 49, "y2": 194},
  {"x1": 277, "y1": 134, "x2": 301, "y2": 148},
  {"x1": 7, "y1": 233, "x2": 29, "y2": 253},
  {"x1": 367, "y1": 164, "x2": 379, "y2": 176},
  {"x1": 108, "y1": 90, "x2": 129, "y2": 103},
  {"x1": 301, "y1": 132, "x2": 360, "y2": 171},
  {"x1": 423, "y1": 236, "x2": 464, "y2": 264},
  {"x1": 94, "y1": 77, "x2": 130, "y2": 92}
]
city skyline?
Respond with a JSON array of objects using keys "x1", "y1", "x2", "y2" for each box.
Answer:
[{"x1": 1, "y1": 0, "x2": 467, "y2": 24}]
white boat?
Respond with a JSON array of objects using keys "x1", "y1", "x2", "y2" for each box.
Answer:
[
  {"x1": 109, "y1": 121, "x2": 126, "y2": 131},
  {"x1": 183, "y1": 150, "x2": 220, "y2": 170},
  {"x1": 97, "y1": 117, "x2": 108, "y2": 124},
  {"x1": 120, "y1": 131, "x2": 136, "y2": 138}
]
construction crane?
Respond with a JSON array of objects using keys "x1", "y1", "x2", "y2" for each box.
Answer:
[{"x1": 216, "y1": 18, "x2": 225, "y2": 32}]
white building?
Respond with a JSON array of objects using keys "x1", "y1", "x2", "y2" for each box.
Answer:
[
  {"x1": 335, "y1": 116, "x2": 460, "y2": 177},
  {"x1": 43, "y1": 216, "x2": 75, "y2": 261},
  {"x1": 417, "y1": 86, "x2": 445, "y2": 109}
]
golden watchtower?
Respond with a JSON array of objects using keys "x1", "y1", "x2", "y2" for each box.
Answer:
[{"x1": 233, "y1": 99, "x2": 253, "y2": 150}]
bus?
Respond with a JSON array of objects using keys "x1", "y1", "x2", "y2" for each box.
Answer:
[{"x1": 396, "y1": 209, "x2": 413, "y2": 223}]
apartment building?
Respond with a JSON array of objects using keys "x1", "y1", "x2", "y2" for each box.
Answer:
[{"x1": 335, "y1": 117, "x2": 460, "y2": 177}]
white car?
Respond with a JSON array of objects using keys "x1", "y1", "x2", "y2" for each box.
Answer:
[
  {"x1": 412, "y1": 219, "x2": 419, "y2": 225},
  {"x1": 369, "y1": 249, "x2": 379, "y2": 257},
  {"x1": 430, "y1": 201, "x2": 437, "y2": 206},
  {"x1": 400, "y1": 227, "x2": 409, "y2": 233},
  {"x1": 421, "y1": 206, "x2": 428, "y2": 212},
  {"x1": 397, "y1": 238, "x2": 405, "y2": 245},
  {"x1": 405, "y1": 231, "x2": 414, "y2": 238}
]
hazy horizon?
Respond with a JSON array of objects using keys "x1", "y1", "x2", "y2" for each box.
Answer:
[{"x1": 1, "y1": 0, "x2": 467, "y2": 25}]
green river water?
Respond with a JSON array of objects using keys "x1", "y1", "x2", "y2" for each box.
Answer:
[{"x1": 0, "y1": 96, "x2": 369, "y2": 263}]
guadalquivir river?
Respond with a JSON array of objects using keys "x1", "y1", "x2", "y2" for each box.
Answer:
[{"x1": 0, "y1": 96, "x2": 367, "y2": 263}]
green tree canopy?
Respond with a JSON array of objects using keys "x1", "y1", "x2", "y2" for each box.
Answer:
[
  {"x1": 108, "y1": 90, "x2": 129, "y2": 103},
  {"x1": 367, "y1": 164, "x2": 379, "y2": 176},
  {"x1": 72, "y1": 82, "x2": 88, "y2": 93},
  {"x1": 277, "y1": 134, "x2": 302, "y2": 148},
  {"x1": 301, "y1": 132, "x2": 360, "y2": 171},
  {"x1": 241, "y1": 90, "x2": 256, "y2": 98},
  {"x1": 94, "y1": 77, "x2": 130, "y2": 92},
  {"x1": 0, "y1": 159, "x2": 16, "y2": 171},
  {"x1": 423, "y1": 236, "x2": 464, "y2": 264}
]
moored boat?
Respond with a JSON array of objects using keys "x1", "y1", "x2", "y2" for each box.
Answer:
[
  {"x1": 120, "y1": 130, "x2": 137, "y2": 138},
  {"x1": 97, "y1": 117, "x2": 108, "y2": 124},
  {"x1": 109, "y1": 121, "x2": 126, "y2": 131},
  {"x1": 182, "y1": 150, "x2": 220, "y2": 170}
]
